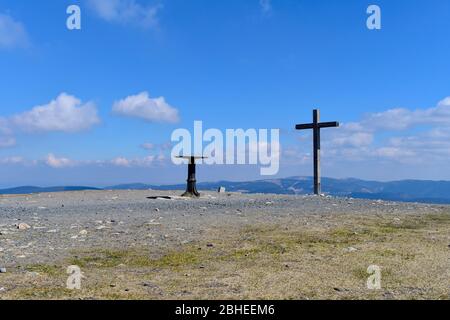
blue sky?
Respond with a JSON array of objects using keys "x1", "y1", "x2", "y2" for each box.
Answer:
[{"x1": 1, "y1": 0, "x2": 450, "y2": 187}]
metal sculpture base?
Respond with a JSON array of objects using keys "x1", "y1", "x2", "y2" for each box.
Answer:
[
  {"x1": 182, "y1": 161, "x2": 200, "y2": 198},
  {"x1": 177, "y1": 156, "x2": 207, "y2": 198}
]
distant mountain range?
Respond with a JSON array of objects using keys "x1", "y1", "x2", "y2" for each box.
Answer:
[
  {"x1": 0, "y1": 186, "x2": 101, "y2": 195},
  {"x1": 1, "y1": 177, "x2": 450, "y2": 204}
]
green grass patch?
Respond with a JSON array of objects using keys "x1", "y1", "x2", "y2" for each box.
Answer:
[{"x1": 25, "y1": 264, "x2": 62, "y2": 276}]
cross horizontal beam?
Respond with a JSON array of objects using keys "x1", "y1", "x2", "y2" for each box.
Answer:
[{"x1": 295, "y1": 121, "x2": 339, "y2": 130}]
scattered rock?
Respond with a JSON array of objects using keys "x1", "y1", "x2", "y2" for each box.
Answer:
[
  {"x1": 0, "y1": 267, "x2": 6, "y2": 273},
  {"x1": 17, "y1": 223, "x2": 31, "y2": 230},
  {"x1": 79, "y1": 230, "x2": 88, "y2": 235},
  {"x1": 383, "y1": 291, "x2": 395, "y2": 299},
  {"x1": 265, "y1": 201, "x2": 274, "y2": 205},
  {"x1": 344, "y1": 247, "x2": 358, "y2": 253},
  {"x1": 206, "y1": 243, "x2": 214, "y2": 248},
  {"x1": 154, "y1": 208, "x2": 160, "y2": 212}
]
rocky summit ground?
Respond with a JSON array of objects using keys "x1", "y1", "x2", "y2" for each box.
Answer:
[{"x1": 0, "y1": 190, "x2": 449, "y2": 300}]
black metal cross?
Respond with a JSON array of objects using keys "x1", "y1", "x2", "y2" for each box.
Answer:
[
  {"x1": 296, "y1": 109, "x2": 339, "y2": 195},
  {"x1": 176, "y1": 156, "x2": 208, "y2": 198}
]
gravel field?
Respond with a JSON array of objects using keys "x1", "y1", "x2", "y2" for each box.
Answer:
[{"x1": 0, "y1": 190, "x2": 449, "y2": 300}]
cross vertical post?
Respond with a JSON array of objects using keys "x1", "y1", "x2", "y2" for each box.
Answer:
[
  {"x1": 296, "y1": 109, "x2": 339, "y2": 195},
  {"x1": 313, "y1": 109, "x2": 321, "y2": 195}
]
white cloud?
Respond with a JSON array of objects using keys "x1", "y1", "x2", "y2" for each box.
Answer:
[
  {"x1": 321, "y1": 97, "x2": 450, "y2": 164},
  {"x1": 111, "y1": 157, "x2": 131, "y2": 167},
  {"x1": 46, "y1": 154, "x2": 75, "y2": 168},
  {"x1": 12, "y1": 93, "x2": 100, "y2": 133},
  {"x1": 1, "y1": 154, "x2": 165, "y2": 169},
  {"x1": 87, "y1": 0, "x2": 161, "y2": 29},
  {"x1": 359, "y1": 97, "x2": 450, "y2": 131},
  {"x1": 113, "y1": 91, "x2": 180, "y2": 123},
  {"x1": 0, "y1": 13, "x2": 29, "y2": 49},
  {"x1": 329, "y1": 129, "x2": 373, "y2": 148},
  {"x1": 110, "y1": 155, "x2": 160, "y2": 167}
]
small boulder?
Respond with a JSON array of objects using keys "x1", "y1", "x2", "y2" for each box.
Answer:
[
  {"x1": 17, "y1": 223, "x2": 31, "y2": 230},
  {"x1": 218, "y1": 187, "x2": 226, "y2": 193}
]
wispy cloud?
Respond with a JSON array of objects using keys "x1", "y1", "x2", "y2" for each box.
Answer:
[
  {"x1": 259, "y1": 0, "x2": 272, "y2": 15},
  {"x1": 320, "y1": 97, "x2": 450, "y2": 164},
  {"x1": 0, "y1": 153, "x2": 167, "y2": 169},
  {"x1": 110, "y1": 155, "x2": 164, "y2": 167},
  {"x1": 356, "y1": 97, "x2": 450, "y2": 131},
  {"x1": 0, "y1": 156, "x2": 25, "y2": 165},
  {"x1": 0, "y1": 13, "x2": 29, "y2": 49},
  {"x1": 0, "y1": 118, "x2": 15, "y2": 148},
  {"x1": 113, "y1": 91, "x2": 180, "y2": 123},
  {"x1": 12, "y1": 93, "x2": 100, "y2": 133},
  {"x1": 46, "y1": 154, "x2": 76, "y2": 168},
  {"x1": 87, "y1": 0, "x2": 162, "y2": 29},
  {"x1": 140, "y1": 141, "x2": 172, "y2": 151}
]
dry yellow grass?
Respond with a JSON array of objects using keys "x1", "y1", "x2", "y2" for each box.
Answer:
[{"x1": 1, "y1": 212, "x2": 449, "y2": 300}]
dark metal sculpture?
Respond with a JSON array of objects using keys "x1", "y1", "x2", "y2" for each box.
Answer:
[
  {"x1": 296, "y1": 109, "x2": 339, "y2": 195},
  {"x1": 176, "y1": 156, "x2": 207, "y2": 198}
]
